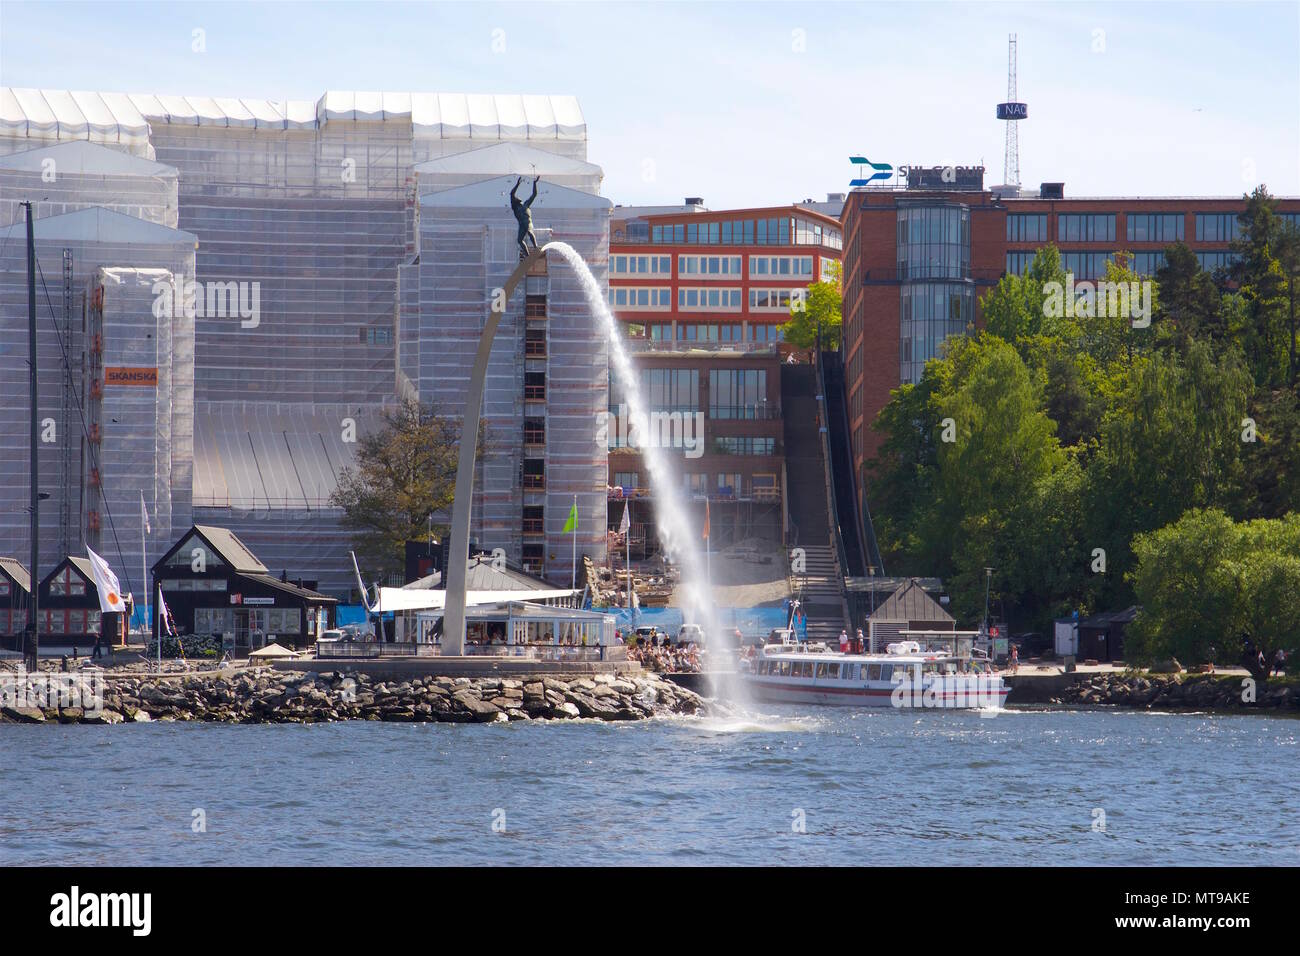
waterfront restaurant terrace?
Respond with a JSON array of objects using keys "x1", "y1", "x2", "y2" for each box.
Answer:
[{"x1": 318, "y1": 601, "x2": 621, "y2": 662}]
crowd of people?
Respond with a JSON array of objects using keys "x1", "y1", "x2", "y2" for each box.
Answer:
[{"x1": 621, "y1": 631, "x2": 703, "y2": 673}]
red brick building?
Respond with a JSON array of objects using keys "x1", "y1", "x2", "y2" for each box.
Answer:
[
  {"x1": 605, "y1": 202, "x2": 843, "y2": 551},
  {"x1": 841, "y1": 171, "x2": 1300, "y2": 480}
]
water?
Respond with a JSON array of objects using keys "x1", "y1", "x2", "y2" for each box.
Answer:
[
  {"x1": 4, "y1": 709, "x2": 1296, "y2": 865},
  {"x1": 548, "y1": 242, "x2": 720, "y2": 643}
]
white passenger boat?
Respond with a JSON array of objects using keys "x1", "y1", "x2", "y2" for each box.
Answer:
[{"x1": 737, "y1": 636, "x2": 1009, "y2": 710}]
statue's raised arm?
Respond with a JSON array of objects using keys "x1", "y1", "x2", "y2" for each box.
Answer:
[{"x1": 512, "y1": 175, "x2": 541, "y2": 259}]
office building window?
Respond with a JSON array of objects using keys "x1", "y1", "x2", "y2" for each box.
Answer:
[
  {"x1": 897, "y1": 205, "x2": 970, "y2": 280},
  {"x1": 714, "y1": 436, "x2": 776, "y2": 455},
  {"x1": 1058, "y1": 214, "x2": 1116, "y2": 243},
  {"x1": 900, "y1": 282, "x2": 973, "y2": 385},
  {"x1": 1060, "y1": 252, "x2": 1115, "y2": 279},
  {"x1": 1196, "y1": 213, "x2": 1241, "y2": 242},
  {"x1": 749, "y1": 288, "x2": 804, "y2": 311},
  {"x1": 610, "y1": 255, "x2": 671, "y2": 275},
  {"x1": 747, "y1": 324, "x2": 784, "y2": 343},
  {"x1": 1006, "y1": 214, "x2": 1048, "y2": 242},
  {"x1": 678, "y1": 287, "x2": 742, "y2": 310},
  {"x1": 1129, "y1": 251, "x2": 1169, "y2": 276},
  {"x1": 1197, "y1": 250, "x2": 1240, "y2": 272},
  {"x1": 642, "y1": 368, "x2": 698, "y2": 412},
  {"x1": 709, "y1": 369, "x2": 768, "y2": 419},
  {"x1": 608, "y1": 286, "x2": 672, "y2": 309},
  {"x1": 679, "y1": 255, "x2": 742, "y2": 277},
  {"x1": 749, "y1": 255, "x2": 813, "y2": 277},
  {"x1": 1006, "y1": 251, "x2": 1037, "y2": 275},
  {"x1": 1126, "y1": 213, "x2": 1185, "y2": 243}
]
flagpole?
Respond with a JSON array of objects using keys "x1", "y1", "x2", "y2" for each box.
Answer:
[
  {"x1": 570, "y1": 493, "x2": 577, "y2": 592},
  {"x1": 157, "y1": 580, "x2": 162, "y2": 670},
  {"x1": 141, "y1": 500, "x2": 147, "y2": 639}
]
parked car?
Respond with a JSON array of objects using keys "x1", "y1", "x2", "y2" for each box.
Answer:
[
  {"x1": 634, "y1": 625, "x2": 661, "y2": 646},
  {"x1": 677, "y1": 624, "x2": 705, "y2": 646}
]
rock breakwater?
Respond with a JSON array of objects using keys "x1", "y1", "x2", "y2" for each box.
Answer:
[{"x1": 0, "y1": 667, "x2": 708, "y2": 725}]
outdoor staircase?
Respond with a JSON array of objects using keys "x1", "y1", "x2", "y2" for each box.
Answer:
[
  {"x1": 781, "y1": 363, "x2": 851, "y2": 642},
  {"x1": 793, "y1": 544, "x2": 848, "y2": 644}
]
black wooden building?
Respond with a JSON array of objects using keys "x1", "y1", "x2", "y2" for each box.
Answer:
[
  {"x1": 151, "y1": 525, "x2": 337, "y2": 652},
  {"x1": 0, "y1": 556, "x2": 31, "y2": 640}
]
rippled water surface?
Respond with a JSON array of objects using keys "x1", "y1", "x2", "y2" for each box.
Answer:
[{"x1": 3, "y1": 708, "x2": 1297, "y2": 865}]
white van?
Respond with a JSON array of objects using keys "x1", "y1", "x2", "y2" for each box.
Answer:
[{"x1": 677, "y1": 624, "x2": 705, "y2": 645}]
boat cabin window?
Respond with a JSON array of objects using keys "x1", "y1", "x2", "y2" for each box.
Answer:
[
  {"x1": 778, "y1": 661, "x2": 791, "y2": 676},
  {"x1": 867, "y1": 664, "x2": 883, "y2": 681},
  {"x1": 879, "y1": 664, "x2": 893, "y2": 682},
  {"x1": 842, "y1": 663, "x2": 856, "y2": 680}
]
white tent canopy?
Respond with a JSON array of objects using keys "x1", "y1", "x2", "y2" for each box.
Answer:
[{"x1": 366, "y1": 587, "x2": 578, "y2": 614}]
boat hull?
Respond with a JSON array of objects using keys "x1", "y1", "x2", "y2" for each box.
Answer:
[{"x1": 741, "y1": 676, "x2": 1009, "y2": 710}]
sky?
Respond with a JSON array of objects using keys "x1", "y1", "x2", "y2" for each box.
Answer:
[{"x1": 0, "y1": 0, "x2": 1297, "y2": 207}]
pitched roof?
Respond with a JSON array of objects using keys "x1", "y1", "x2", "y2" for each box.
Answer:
[
  {"x1": 243, "y1": 573, "x2": 336, "y2": 604},
  {"x1": 0, "y1": 206, "x2": 197, "y2": 246},
  {"x1": 0, "y1": 557, "x2": 30, "y2": 592},
  {"x1": 415, "y1": 142, "x2": 601, "y2": 178},
  {"x1": 404, "y1": 554, "x2": 553, "y2": 591},
  {"x1": 0, "y1": 139, "x2": 176, "y2": 177},
  {"x1": 418, "y1": 174, "x2": 611, "y2": 210},
  {"x1": 869, "y1": 578, "x2": 955, "y2": 624},
  {"x1": 189, "y1": 525, "x2": 268, "y2": 574},
  {"x1": 1079, "y1": 606, "x2": 1139, "y2": 628}
]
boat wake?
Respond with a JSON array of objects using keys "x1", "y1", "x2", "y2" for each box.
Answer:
[{"x1": 692, "y1": 713, "x2": 824, "y2": 734}]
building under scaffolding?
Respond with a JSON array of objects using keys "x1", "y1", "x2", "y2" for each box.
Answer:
[
  {"x1": 0, "y1": 208, "x2": 197, "y2": 606},
  {"x1": 0, "y1": 88, "x2": 607, "y2": 595}
]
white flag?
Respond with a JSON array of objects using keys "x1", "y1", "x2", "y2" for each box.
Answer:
[
  {"x1": 86, "y1": 547, "x2": 126, "y2": 613},
  {"x1": 140, "y1": 491, "x2": 151, "y2": 535},
  {"x1": 619, "y1": 501, "x2": 630, "y2": 535}
]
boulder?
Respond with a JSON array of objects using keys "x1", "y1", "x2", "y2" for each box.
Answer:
[
  {"x1": 2, "y1": 705, "x2": 46, "y2": 723},
  {"x1": 453, "y1": 692, "x2": 502, "y2": 722}
]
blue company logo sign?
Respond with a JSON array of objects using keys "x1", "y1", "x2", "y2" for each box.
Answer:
[
  {"x1": 849, "y1": 156, "x2": 893, "y2": 187},
  {"x1": 996, "y1": 102, "x2": 1028, "y2": 120}
]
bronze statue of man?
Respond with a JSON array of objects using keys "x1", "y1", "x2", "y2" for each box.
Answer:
[{"x1": 510, "y1": 175, "x2": 540, "y2": 258}]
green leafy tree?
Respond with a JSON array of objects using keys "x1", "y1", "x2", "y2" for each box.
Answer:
[
  {"x1": 1130, "y1": 509, "x2": 1300, "y2": 681},
  {"x1": 780, "y1": 261, "x2": 841, "y2": 349},
  {"x1": 1083, "y1": 341, "x2": 1253, "y2": 608},
  {"x1": 330, "y1": 399, "x2": 468, "y2": 584}
]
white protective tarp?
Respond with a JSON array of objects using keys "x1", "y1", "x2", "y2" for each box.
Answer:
[{"x1": 368, "y1": 588, "x2": 578, "y2": 613}]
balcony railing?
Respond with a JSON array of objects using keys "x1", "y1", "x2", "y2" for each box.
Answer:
[
  {"x1": 623, "y1": 339, "x2": 782, "y2": 354},
  {"x1": 707, "y1": 404, "x2": 782, "y2": 421}
]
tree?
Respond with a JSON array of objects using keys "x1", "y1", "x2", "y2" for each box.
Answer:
[
  {"x1": 780, "y1": 261, "x2": 841, "y2": 349},
  {"x1": 1082, "y1": 340, "x2": 1253, "y2": 608},
  {"x1": 1154, "y1": 242, "x2": 1229, "y2": 351},
  {"x1": 1129, "y1": 509, "x2": 1300, "y2": 682},
  {"x1": 330, "y1": 399, "x2": 467, "y2": 584}
]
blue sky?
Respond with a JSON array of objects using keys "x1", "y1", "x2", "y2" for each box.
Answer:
[{"x1": 1, "y1": 1, "x2": 1296, "y2": 206}]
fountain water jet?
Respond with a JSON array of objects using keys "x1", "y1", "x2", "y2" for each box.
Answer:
[{"x1": 548, "y1": 242, "x2": 750, "y2": 706}]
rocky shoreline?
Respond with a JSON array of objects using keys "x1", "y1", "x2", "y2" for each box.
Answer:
[
  {"x1": 0, "y1": 667, "x2": 708, "y2": 725},
  {"x1": 1045, "y1": 672, "x2": 1299, "y2": 712}
]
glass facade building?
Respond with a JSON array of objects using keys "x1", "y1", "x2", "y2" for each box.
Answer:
[{"x1": 896, "y1": 203, "x2": 973, "y2": 383}]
